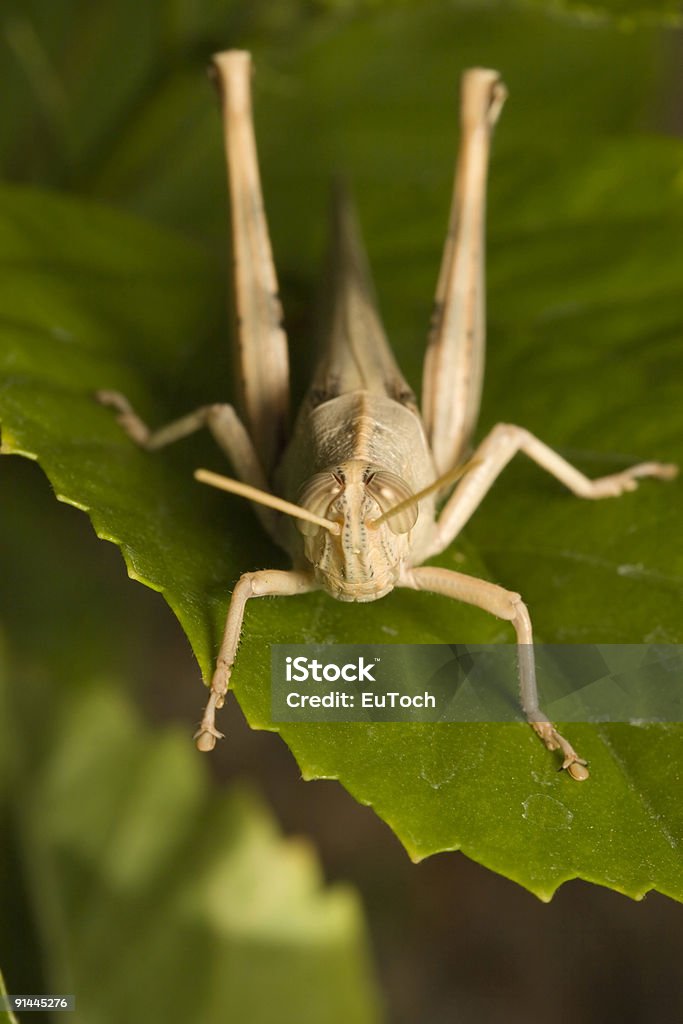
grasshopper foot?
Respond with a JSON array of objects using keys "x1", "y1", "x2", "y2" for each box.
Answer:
[
  {"x1": 194, "y1": 725, "x2": 224, "y2": 752},
  {"x1": 96, "y1": 389, "x2": 152, "y2": 447},
  {"x1": 194, "y1": 663, "x2": 232, "y2": 751},
  {"x1": 194, "y1": 713, "x2": 225, "y2": 751},
  {"x1": 589, "y1": 461, "x2": 678, "y2": 498},
  {"x1": 531, "y1": 721, "x2": 589, "y2": 781},
  {"x1": 194, "y1": 688, "x2": 226, "y2": 752}
]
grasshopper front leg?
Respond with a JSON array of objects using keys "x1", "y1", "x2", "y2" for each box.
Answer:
[
  {"x1": 400, "y1": 565, "x2": 589, "y2": 779},
  {"x1": 195, "y1": 568, "x2": 318, "y2": 751}
]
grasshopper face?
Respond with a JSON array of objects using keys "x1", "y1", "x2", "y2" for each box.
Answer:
[{"x1": 297, "y1": 459, "x2": 418, "y2": 602}]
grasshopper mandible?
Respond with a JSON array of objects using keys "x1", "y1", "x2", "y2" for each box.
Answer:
[{"x1": 98, "y1": 50, "x2": 677, "y2": 779}]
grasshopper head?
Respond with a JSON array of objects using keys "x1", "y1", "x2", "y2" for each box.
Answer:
[{"x1": 296, "y1": 459, "x2": 418, "y2": 601}]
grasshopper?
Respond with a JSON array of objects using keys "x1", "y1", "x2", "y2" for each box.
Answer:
[{"x1": 98, "y1": 50, "x2": 677, "y2": 779}]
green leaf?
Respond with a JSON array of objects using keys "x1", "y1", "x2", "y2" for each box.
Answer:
[
  {"x1": 1, "y1": 4, "x2": 682, "y2": 900},
  {"x1": 0, "y1": 654, "x2": 380, "y2": 1024}
]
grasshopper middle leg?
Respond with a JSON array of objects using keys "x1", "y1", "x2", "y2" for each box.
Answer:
[
  {"x1": 428, "y1": 422, "x2": 678, "y2": 558},
  {"x1": 96, "y1": 390, "x2": 278, "y2": 536}
]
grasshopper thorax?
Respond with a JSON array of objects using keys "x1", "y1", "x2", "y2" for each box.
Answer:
[{"x1": 296, "y1": 459, "x2": 418, "y2": 601}]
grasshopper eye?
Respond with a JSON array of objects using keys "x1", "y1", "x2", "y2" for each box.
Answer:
[
  {"x1": 366, "y1": 470, "x2": 418, "y2": 534},
  {"x1": 297, "y1": 473, "x2": 343, "y2": 535}
]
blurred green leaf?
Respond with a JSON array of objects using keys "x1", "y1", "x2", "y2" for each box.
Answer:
[
  {"x1": 0, "y1": 4, "x2": 682, "y2": 901},
  {"x1": 0, "y1": 970, "x2": 20, "y2": 1024},
  {"x1": 525, "y1": 0, "x2": 683, "y2": 27},
  {"x1": 0, "y1": 657, "x2": 380, "y2": 1024},
  {"x1": 0, "y1": 0, "x2": 678, "y2": 238}
]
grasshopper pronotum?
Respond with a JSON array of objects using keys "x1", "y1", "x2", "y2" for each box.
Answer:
[{"x1": 98, "y1": 51, "x2": 677, "y2": 779}]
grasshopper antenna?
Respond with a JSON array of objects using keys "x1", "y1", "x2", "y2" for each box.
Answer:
[{"x1": 195, "y1": 468, "x2": 341, "y2": 535}]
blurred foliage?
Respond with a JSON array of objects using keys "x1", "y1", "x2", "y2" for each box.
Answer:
[
  {"x1": 0, "y1": 649, "x2": 380, "y2": 1024},
  {"x1": 0, "y1": 969, "x2": 19, "y2": 1024},
  {"x1": 525, "y1": 0, "x2": 683, "y2": 26},
  {"x1": 0, "y1": 0, "x2": 680, "y2": 243},
  {"x1": 0, "y1": 0, "x2": 682, "y2": 914}
]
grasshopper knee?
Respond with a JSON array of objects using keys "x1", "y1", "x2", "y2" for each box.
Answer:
[{"x1": 472, "y1": 579, "x2": 526, "y2": 625}]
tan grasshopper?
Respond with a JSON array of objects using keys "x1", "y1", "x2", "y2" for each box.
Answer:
[{"x1": 98, "y1": 50, "x2": 677, "y2": 779}]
